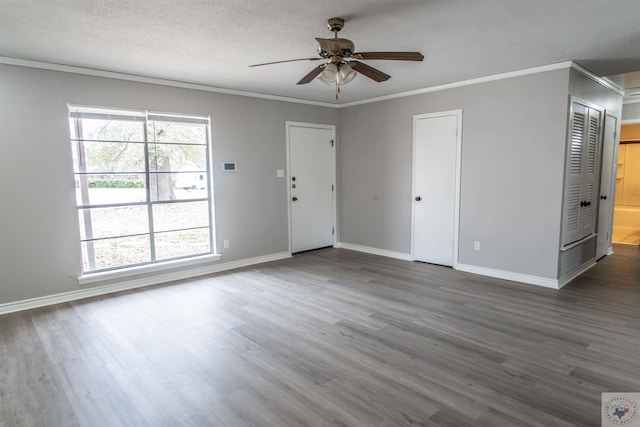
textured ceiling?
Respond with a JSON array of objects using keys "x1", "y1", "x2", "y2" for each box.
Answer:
[{"x1": 1, "y1": 0, "x2": 640, "y2": 104}]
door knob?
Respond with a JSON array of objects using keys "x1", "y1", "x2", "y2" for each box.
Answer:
[
  {"x1": 291, "y1": 176, "x2": 296, "y2": 181},
  {"x1": 292, "y1": 197, "x2": 298, "y2": 201},
  {"x1": 415, "y1": 196, "x2": 422, "y2": 201},
  {"x1": 601, "y1": 195, "x2": 607, "y2": 200}
]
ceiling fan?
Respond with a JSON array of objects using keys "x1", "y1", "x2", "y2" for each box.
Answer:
[{"x1": 249, "y1": 17, "x2": 424, "y2": 99}]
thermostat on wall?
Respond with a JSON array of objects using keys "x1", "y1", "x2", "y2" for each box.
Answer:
[{"x1": 222, "y1": 162, "x2": 237, "y2": 172}]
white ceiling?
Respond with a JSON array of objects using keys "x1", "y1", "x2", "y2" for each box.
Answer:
[{"x1": 1, "y1": 0, "x2": 640, "y2": 104}]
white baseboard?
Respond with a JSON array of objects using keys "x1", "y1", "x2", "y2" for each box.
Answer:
[
  {"x1": 456, "y1": 263, "x2": 560, "y2": 289},
  {"x1": 336, "y1": 243, "x2": 564, "y2": 289},
  {"x1": 458, "y1": 260, "x2": 594, "y2": 289},
  {"x1": 557, "y1": 260, "x2": 597, "y2": 289},
  {"x1": 0, "y1": 252, "x2": 291, "y2": 315},
  {"x1": 606, "y1": 247, "x2": 614, "y2": 256},
  {"x1": 335, "y1": 242, "x2": 412, "y2": 261}
]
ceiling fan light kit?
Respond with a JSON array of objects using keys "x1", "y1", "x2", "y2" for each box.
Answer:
[
  {"x1": 250, "y1": 17, "x2": 424, "y2": 100},
  {"x1": 318, "y1": 61, "x2": 358, "y2": 99},
  {"x1": 337, "y1": 63, "x2": 357, "y2": 84},
  {"x1": 318, "y1": 62, "x2": 357, "y2": 85},
  {"x1": 318, "y1": 63, "x2": 338, "y2": 85}
]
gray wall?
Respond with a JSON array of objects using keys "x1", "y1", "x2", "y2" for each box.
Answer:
[
  {"x1": 0, "y1": 63, "x2": 623, "y2": 306},
  {"x1": 339, "y1": 69, "x2": 571, "y2": 279},
  {"x1": 622, "y1": 101, "x2": 640, "y2": 121},
  {"x1": 0, "y1": 64, "x2": 338, "y2": 304}
]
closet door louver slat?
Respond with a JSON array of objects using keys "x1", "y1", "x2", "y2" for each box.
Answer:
[{"x1": 570, "y1": 112, "x2": 585, "y2": 174}]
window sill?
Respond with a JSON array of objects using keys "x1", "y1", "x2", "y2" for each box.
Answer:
[{"x1": 78, "y1": 253, "x2": 221, "y2": 286}]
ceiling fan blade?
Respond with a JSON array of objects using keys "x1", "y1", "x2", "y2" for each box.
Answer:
[
  {"x1": 353, "y1": 52, "x2": 424, "y2": 61},
  {"x1": 297, "y1": 65, "x2": 324, "y2": 85},
  {"x1": 249, "y1": 58, "x2": 321, "y2": 67},
  {"x1": 350, "y1": 61, "x2": 391, "y2": 82}
]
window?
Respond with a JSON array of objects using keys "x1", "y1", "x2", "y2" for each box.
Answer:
[{"x1": 69, "y1": 105, "x2": 215, "y2": 274}]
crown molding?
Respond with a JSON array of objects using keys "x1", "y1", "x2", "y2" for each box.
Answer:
[
  {"x1": 340, "y1": 61, "x2": 625, "y2": 107},
  {"x1": 569, "y1": 62, "x2": 625, "y2": 96},
  {"x1": 1, "y1": 56, "x2": 626, "y2": 109},
  {"x1": 0, "y1": 56, "x2": 339, "y2": 109},
  {"x1": 339, "y1": 62, "x2": 577, "y2": 107}
]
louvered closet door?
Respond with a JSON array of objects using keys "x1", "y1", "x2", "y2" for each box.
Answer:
[
  {"x1": 562, "y1": 101, "x2": 601, "y2": 246},
  {"x1": 563, "y1": 103, "x2": 588, "y2": 245}
]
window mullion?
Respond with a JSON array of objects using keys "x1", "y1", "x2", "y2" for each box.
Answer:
[
  {"x1": 206, "y1": 125, "x2": 215, "y2": 253},
  {"x1": 75, "y1": 118, "x2": 97, "y2": 271},
  {"x1": 143, "y1": 115, "x2": 157, "y2": 262}
]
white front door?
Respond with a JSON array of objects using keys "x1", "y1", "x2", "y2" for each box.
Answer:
[
  {"x1": 596, "y1": 114, "x2": 618, "y2": 259},
  {"x1": 288, "y1": 123, "x2": 335, "y2": 253},
  {"x1": 412, "y1": 111, "x2": 462, "y2": 266}
]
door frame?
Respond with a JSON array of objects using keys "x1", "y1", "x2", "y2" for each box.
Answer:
[
  {"x1": 411, "y1": 109, "x2": 463, "y2": 268},
  {"x1": 285, "y1": 121, "x2": 337, "y2": 254},
  {"x1": 596, "y1": 112, "x2": 619, "y2": 258}
]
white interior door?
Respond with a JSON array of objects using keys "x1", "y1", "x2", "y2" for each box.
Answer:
[
  {"x1": 412, "y1": 111, "x2": 461, "y2": 266},
  {"x1": 288, "y1": 124, "x2": 335, "y2": 253},
  {"x1": 596, "y1": 114, "x2": 618, "y2": 259}
]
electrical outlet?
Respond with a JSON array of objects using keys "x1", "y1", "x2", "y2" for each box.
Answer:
[
  {"x1": 474, "y1": 241, "x2": 480, "y2": 251},
  {"x1": 223, "y1": 240, "x2": 229, "y2": 249}
]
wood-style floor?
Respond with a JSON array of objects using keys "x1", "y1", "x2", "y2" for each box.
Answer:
[
  {"x1": 613, "y1": 228, "x2": 640, "y2": 245},
  {"x1": 1, "y1": 245, "x2": 639, "y2": 426}
]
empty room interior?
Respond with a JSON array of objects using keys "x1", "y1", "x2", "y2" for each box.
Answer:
[{"x1": 1, "y1": 1, "x2": 639, "y2": 426}]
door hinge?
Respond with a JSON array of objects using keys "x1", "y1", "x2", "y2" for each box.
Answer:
[
  {"x1": 332, "y1": 228, "x2": 335, "y2": 235},
  {"x1": 330, "y1": 139, "x2": 334, "y2": 147},
  {"x1": 331, "y1": 184, "x2": 334, "y2": 191},
  {"x1": 614, "y1": 131, "x2": 617, "y2": 140}
]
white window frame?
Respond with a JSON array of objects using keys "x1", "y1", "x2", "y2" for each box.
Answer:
[{"x1": 68, "y1": 105, "x2": 219, "y2": 283}]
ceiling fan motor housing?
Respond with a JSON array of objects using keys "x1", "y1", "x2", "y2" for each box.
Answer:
[{"x1": 317, "y1": 38, "x2": 355, "y2": 59}]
